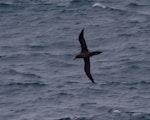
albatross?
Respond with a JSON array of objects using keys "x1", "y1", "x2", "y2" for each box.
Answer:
[{"x1": 74, "y1": 29, "x2": 102, "y2": 83}]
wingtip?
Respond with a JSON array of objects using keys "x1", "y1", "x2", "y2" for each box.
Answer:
[
  {"x1": 92, "y1": 81, "x2": 96, "y2": 84},
  {"x1": 81, "y1": 28, "x2": 84, "y2": 32},
  {"x1": 91, "y1": 79, "x2": 96, "y2": 84},
  {"x1": 79, "y1": 29, "x2": 84, "y2": 38},
  {"x1": 80, "y1": 29, "x2": 84, "y2": 36}
]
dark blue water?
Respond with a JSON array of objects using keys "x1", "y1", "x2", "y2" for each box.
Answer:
[{"x1": 0, "y1": 0, "x2": 150, "y2": 120}]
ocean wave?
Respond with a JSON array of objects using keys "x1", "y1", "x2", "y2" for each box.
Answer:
[
  {"x1": 55, "y1": 92, "x2": 74, "y2": 98},
  {"x1": 128, "y1": 3, "x2": 141, "y2": 7},
  {"x1": 101, "y1": 81, "x2": 150, "y2": 87},
  {"x1": 0, "y1": 55, "x2": 5, "y2": 58},
  {"x1": 0, "y1": 52, "x2": 49, "y2": 62},
  {"x1": 0, "y1": 2, "x2": 26, "y2": 10},
  {"x1": 56, "y1": 117, "x2": 72, "y2": 120},
  {"x1": 0, "y1": 69, "x2": 19, "y2": 75},
  {"x1": 27, "y1": 44, "x2": 48, "y2": 49},
  {"x1": 0, "y1": 3, "x2": 13, "y2": 7},
  {"x1": 131, "y1": 113, "x2": 150, "y2": 120},
  {"x1": 56, "y1": 116, "x2": 91, "y2": 120},
  {"x1": 22, "y1": 72, "x2": 42, "y2": 78},
  {"x1": 92, "y1": 3, "x2": 106, "y2": 9},
  {"x1": 55, "y1": 112, "x2": 150, "y2": 120},
  {"x1": 125, "y1": 81, "x2": 150, "y2": 86},
  {"x1": 0, "y1": 53, "x2": 26, "y2": 61},
  {"x1": 71, "y1": 0, "x2": 92, "y2": 4},
  {"x1": 0, "y1": 82, "x2": 46, "y2": 87},
  {"x1": 0, "y1": 68, "x2": 42, "y2": 79},
  {"x1": 0, "y1": 45, "x2": 19, "y2": 50},
  {"x1": 91, "y1": 2, "x2": 127, "y2": 14},
  {"x1": 101, "y1": 81, "x2": 122, "y2": 86},
  {"x1": 127, "y1": 3, "x2": 146, "y2": 8},
  {"x1": 108, "y1": 7, "x2": 128, "y2": 14},
  {"x1": 108, "y1": 108, "x2": 150, "y2": 119}
]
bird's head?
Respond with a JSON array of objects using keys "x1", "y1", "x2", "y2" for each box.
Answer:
[
  {"x1": 73, "y1": 54, "x2": 81, "y2": 60},
  {"x1": 92, "y1": 51, "x2": 102, "y2": 55}
]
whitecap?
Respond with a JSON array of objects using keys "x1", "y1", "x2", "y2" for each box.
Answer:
[
  {"x1": 113, "y1": 109, "x2": 121, "y2": 113},
  {"x1": 92, "y1": 3, "x2": 106, "y2": 8}
]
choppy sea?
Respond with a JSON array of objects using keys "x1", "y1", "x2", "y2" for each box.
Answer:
[{"x1": 0, "y1": 0, "x2": 150, "y2": 120}]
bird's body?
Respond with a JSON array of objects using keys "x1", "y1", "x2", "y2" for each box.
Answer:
[
  {"x1": 74, "y1": 29, "x2": 102, "y2": 83},
  {"x1": 75, "y1": 51, "x2": 101, "y2": 58},
  {"x1": 75, "y1": 52, "x2": 91, "y2": 58}
]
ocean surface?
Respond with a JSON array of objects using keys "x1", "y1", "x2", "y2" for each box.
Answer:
[{"x1": 0, "y1": 0, "x2": 150, "y2": 120}]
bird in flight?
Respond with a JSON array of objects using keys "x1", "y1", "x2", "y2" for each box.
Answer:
[{"x1": 74, "y1": 29, "x2": 102, "y2": 83}]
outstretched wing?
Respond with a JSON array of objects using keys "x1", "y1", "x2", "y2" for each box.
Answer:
[
  {"x1": 84, "y1": 58, "x2": 95, "y2": 83},
  {"x1": 79, "y1": 29, "x2": 88, "y2": 52}
]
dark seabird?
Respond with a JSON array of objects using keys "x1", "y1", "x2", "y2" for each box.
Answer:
[{"x1": 74, "y1": 29, "x2": 102, "y2": 83}]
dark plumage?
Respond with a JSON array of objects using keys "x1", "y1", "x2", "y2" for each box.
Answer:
[{"x1": 74, "y1": 29, "x2": 102, "y2": 83}]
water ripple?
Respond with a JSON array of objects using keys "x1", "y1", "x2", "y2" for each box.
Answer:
[{"x1": 0, "y1": 82, "x2": 46, "y2": 88}]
